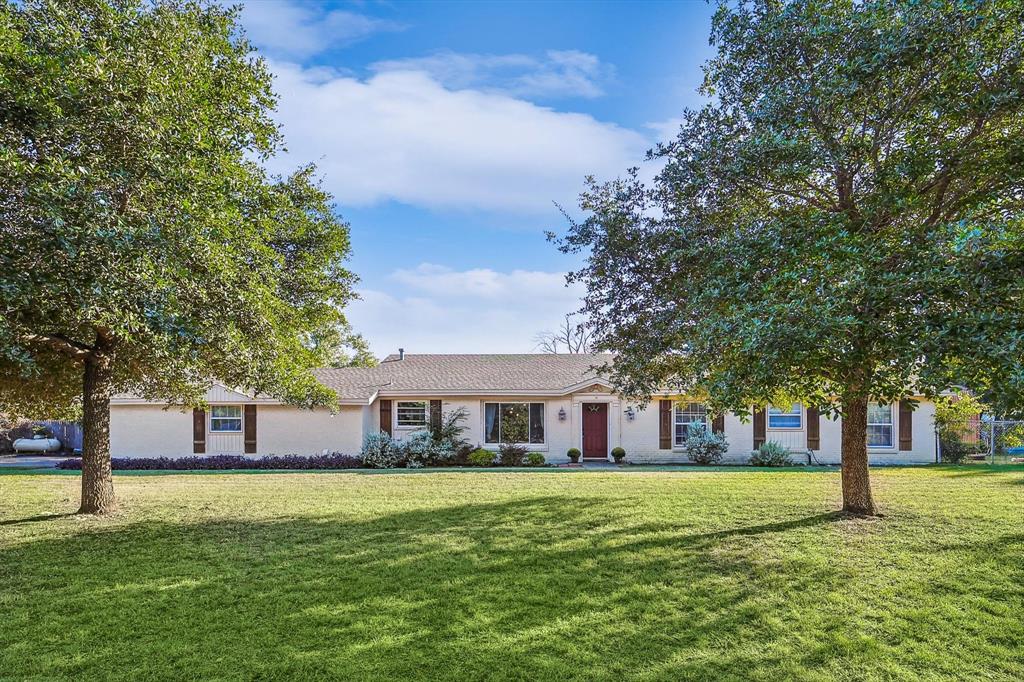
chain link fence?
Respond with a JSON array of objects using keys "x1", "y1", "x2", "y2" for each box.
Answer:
[{"x1": 938, "y1": 415, "x2": 1024, "y2": 464}]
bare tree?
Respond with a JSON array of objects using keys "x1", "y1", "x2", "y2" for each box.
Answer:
[{"x1": 534, "y1": 314, "x2": 593, "y2": 354}]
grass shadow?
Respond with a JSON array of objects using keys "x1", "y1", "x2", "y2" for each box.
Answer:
[
  {"x1": 0, "y1": 497, "x2": 855, "y2": 680},
  {"x1": 0, "y1": 512, "x2": 77, "y2": 527}
]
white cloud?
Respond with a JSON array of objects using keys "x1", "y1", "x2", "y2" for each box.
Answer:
[
  {"x1": 645, "y1": 116, "x2": 685, "y2": 143},
  {"x1": 346, "y1": 264, "x2": 584, "y2": 355},
  {"x1": 240, "y1": 2, "x2": 404, "y2": 59},
  {"x1": 267, "y1": 62, "x2": 651, "y2": 212},
  {"x1": 371, "y1": 49, "x2": 614, "y2": 99}
]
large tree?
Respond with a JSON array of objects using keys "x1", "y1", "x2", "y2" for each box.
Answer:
[
  {"x1": 0, "y1": 0, "x2": 358, "y2": 513},
  {"x1": 558, "y1": 0, "x2": 1024, "y2": 514}
]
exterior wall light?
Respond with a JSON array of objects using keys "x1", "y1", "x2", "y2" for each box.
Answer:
[
  {"x1": 625, "y1": 406, "x2": 636, "y2": 421},
  {"x1": 558, "y1": 408, "x2": 567, "y2": 422}
]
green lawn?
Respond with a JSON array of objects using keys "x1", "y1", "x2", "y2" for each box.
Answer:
[{"x1": 2, "y1": 467, "x2": 1022, "y2": 680}]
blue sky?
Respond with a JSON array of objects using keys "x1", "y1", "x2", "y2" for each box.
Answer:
[{"x1": 239, "y1": 0, "x2": 717, "y2": 356}]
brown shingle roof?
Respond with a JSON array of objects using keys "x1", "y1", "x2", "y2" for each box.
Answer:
[{"x1": 314, "y1": 353, "x2": 613, "y2": 402}]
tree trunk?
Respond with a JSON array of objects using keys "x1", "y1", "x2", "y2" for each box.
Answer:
[
  {"x1": 840, "y1": 396, "x2": 875, "y2": 515},
  {"x1": 79, "y1": 355, "x2": 116, "y2": 514}
]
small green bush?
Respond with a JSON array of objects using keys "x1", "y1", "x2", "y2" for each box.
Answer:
[
  {"x1": 611, "y1": 446, "x2": 626, "y2": 462},
  {"x1": 750, "y1": 441, "x2": 791, "y2": 467},
  {"x1": 525, "y1": 452, "x2": 546, "y2": 467},
  {"x1": 567, "y1": 447, "x2": 581, "y2": 462},
  {"x1": 468, "y1": 448, "x2": 495, "y2": 467}
]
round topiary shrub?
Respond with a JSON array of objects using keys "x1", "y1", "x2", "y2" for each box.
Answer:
[
  {"x1": 611, "y1": 446, "x2": 626, "y2": 463},
  {"x1": 749, "y1": 441, "x2": 791, "y2": 467},
  {"x1": 468, "y1": 448, "x2": 495, "y2": 467},
  {"x1": 525, "y1": 451, "x2": 546, "y2": 467},
  {"x1": 567, "y1": 447, "x2": 581, "y2": 463}
]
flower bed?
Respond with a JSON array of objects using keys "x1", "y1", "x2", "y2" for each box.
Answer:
[{"x1": 56, "y1": 453, "x2": 363, "y2": 471}]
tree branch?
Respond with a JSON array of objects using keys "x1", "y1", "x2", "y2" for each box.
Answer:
[{"x1": 22, "y1": 333, "x2": 96, "y2": 360}]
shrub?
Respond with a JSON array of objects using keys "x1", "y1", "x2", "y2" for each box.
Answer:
[
  {"x1": 940, "y1": 436, "x2": 971, "y2": 464},
  {"x1": 360, "y1": 431, "x2": 402, "y2": 468},
  {"x1": 498, "y1": 442, "x2": 528, "y2": 466},
  {"x1": 451, "y1": 443, "x2": 476, "y2": 466},
  {"x1": 525, "y1": 451, "x2": 546, "y2": 467},
  {"x1": 750, "y1": 441, "x2": 791, "y2": 467},
  {"x1": 684, "y1": 426, "x2": 728, "y2": 465},
  {"x1": 567, "y1": 447, "x2": 581, "y2": 462},
  {"x1": 433, "y1": 407, "x2": 471, "y2": 459},
  {"x1": 468, "y1": 448, "x2": 495, "y2": 467},
  {"x1": 0, "y1": 416, "x2": 36, "y2": 454},
  {"x1": 611, "y1": 446, "x2": 626, "y2": 463},
  {"x1": 56, "y1": 453, "x2": 363, "y2": 471},
  {"x1": 396, "y1": 430, "x2": 444, "y2": 468}
]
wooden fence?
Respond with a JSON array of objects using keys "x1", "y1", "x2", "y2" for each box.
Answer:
[{"x1": 39, "y1": 420, "x2": 83, "y2": 453}]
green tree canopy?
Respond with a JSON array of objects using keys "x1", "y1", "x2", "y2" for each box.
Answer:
[
  {"x1": 557, "y1": 0, "x2": 1024, "y2": 514},
  {"x1": 0, "y1": 0, "x2": 359, "y2": 512}
]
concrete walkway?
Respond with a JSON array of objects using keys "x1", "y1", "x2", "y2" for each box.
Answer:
[{"x1": 0, "y1": 455, "x2": 63, "y2": 469}]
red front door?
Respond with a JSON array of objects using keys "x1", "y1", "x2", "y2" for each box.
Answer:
[{"x1": 582, "y1": 403, "x2": 608, "y2": 459}]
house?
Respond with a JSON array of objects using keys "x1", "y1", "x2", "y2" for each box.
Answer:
[{"x1": 110, "y1": 353, "x2": 937, "y2": 464}]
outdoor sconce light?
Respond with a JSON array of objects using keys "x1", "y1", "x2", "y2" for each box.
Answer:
[
  {"x1": 625, "y1": 406, "x2": 636, "y2": 422},
  {"x1": 558, "y1": 408, "x2": 567, "y2": 422}
]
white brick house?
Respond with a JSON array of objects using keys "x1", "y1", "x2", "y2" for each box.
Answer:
[{"x1": 110, "y1": 353, "x2": 937, "y2": 464}]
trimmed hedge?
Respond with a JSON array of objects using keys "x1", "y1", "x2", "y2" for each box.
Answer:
[{"x1": 56, "y1": 453, "x2": 363, "y2": 471}]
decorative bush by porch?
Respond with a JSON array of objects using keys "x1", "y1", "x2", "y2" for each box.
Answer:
[
  {"x1": 56, "y1": 453, "x2": 363, "y2": 471},
  {"x1": 468, "y1": 448, "x2": 495, "y2": 467},
  {"x1": 525, "y1": 452, "x2": 546, "y2": 467},
  {"x1": 611, "y1": 447, "x2": 626, "y2": 463}
]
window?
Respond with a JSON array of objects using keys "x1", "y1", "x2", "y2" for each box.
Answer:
[
  {"x1": 768, "y1": 404, "x2": 802, "y2": 429},
  {"x1": 484, "y1": 402, "x2": 544, "y2": 444},
  {"x1": 674, "y1": 402, "x2": 708, "y2": 446},
  {"x1": 210, "y1": 405, "x2": 242, "y2": 432},
  {"x1": 396, "y1": 401, "x2": 428, "y2": 427},
  {"x1": 867, "y1": 403, "x2": 894, "y2": 448}
]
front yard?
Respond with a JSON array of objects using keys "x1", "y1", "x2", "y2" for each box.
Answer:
[{"x1": 1, "y1": 467, "x2": 1022, "y2": 680}]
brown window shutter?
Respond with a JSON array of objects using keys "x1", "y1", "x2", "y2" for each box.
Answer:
[
  {"x1": 380, "y1": 399, "x2": 392, "y2": 436},
  {"x1": 712, "y1": 413, "x2": 725, "y2": 435},
  {"x1": 192, "y1": 408, "x2": 206, "y2": 454},
  {"x1": 659, "y1": 400, "x2": 672, "y2": 449},
  {"x1": 899, "y1": 400, "x2": 913, "y2": 450},
  {"x1": 753, "y1": 408, "x2": 766, "y2": 449},
  {"x1": 806, "y1": 406, "x2": 820, "y2": 450},
  {"x1": 244, "y1": 405, "x2": 257, "y2": 454},
  {"x1": 429, "y1": 400, "x2": 442, "y2": 437}
]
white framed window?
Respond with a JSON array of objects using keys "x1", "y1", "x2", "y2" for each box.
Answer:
[
  {"x1": 674, "y1": 402, "x2": 708, "y2": 446},
  {"x1": 768, "y1": 404, "x2": 802, "y2": 429},
  {"x1": 867, "y1": 403, "x2": 894, "y2": 448},
  {"x1": 210, "y1": 405, "x2": 242, "y2": 432},
  {"x1": 484, "y1": 402, "x2": 544, "y2": 444},
  {"x1": 396, "y1": 401, "x2": 428, "y2": 427}
]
